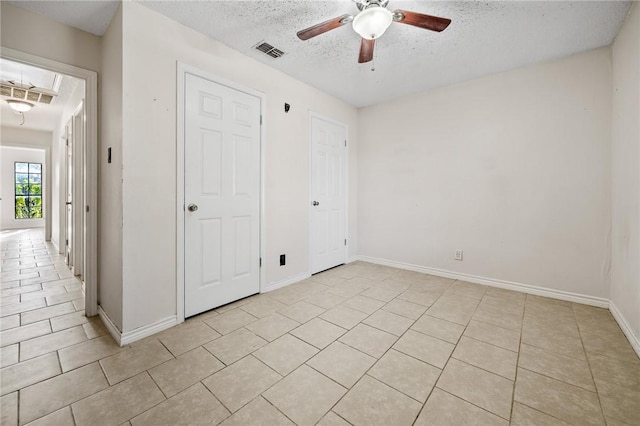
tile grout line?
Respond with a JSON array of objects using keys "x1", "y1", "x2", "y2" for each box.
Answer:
[
  {"x1": 511, "y1": 296, "x2": 597, "y2": 425},
  {"x1": 461, "y1": 333, "x2": 519, "y2": 354},
  {"x1": 437, "y1": 387, "x2": 513, "y2": 423},
  {"x1": 573, "y1": 302, "x2": 607, "y2": 424},
  {"x1": 516, "y1": 365, "x2": 598, "y2": 393},
  {"x1": 258, "y1": 393, "x2": 300, "y2": 426},
  {"x1": 326, "y1": 278, "x2": 461, "y2": 425},
  {"x1": 509, "y1": 291, "x2": 527, "y2": 423},
  {"x1": 410, "y1": 279, "x2": 468, "y2": 425},
  {"x1": 414, "y1": 285, "x2": 518, "y2": 424},
  {"x1": 231, "y1": 353, "x2": 302, "y2": 423},
  {"x1": 254, "y1": 272, "x2": 430, "y2": 423}
]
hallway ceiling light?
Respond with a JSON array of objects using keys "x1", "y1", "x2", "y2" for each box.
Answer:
[{"x1": 6, "y1": 99, "x2": 34, "y2": 112}]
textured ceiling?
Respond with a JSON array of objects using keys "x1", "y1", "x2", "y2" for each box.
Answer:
[{"x1": 8, "y1": 1, "x2": 633, "y2": 107}]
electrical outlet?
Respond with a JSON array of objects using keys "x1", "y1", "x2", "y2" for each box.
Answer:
[
  {"x1": 454, "y1": 249, "x2": 463, "y2": 261},
  {"x1": 279, "y1": 254, "x2": 286, "y2": 266}
]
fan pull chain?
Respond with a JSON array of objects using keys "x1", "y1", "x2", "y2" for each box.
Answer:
[{"x1": 371, "y1": 57, "x2": 376, "y2": 72}]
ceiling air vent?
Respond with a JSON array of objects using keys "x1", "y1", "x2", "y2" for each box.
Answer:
[
  {"x1": 0, "y1": 81, "x2": 57, "y2": 104},
  {"x1": 254, "y1": 41, "x2": 285, "y2": 59}
]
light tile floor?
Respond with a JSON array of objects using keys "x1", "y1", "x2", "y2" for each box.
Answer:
[{"x1": 1, "y1": 228, "x2": 639, "y2": 426}]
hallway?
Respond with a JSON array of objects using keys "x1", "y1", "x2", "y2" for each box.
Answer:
[
  {"x1": 1, "y1": 228, "x2": 105, "y2": 424},
  {"x1": 1, "y1": 229, "x2": 639, "y2": 426}
]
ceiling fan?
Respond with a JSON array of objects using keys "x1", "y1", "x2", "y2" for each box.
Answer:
[{"x1": 296, "y1": 0, "x2": 451, "y2": 64}]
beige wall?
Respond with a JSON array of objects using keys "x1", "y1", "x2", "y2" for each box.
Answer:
[
  {"x1": 0, "y1": 3, "x2": 100, "y2": 73},
  {"x1": 99, "y1": 5, "x2": 124, "y2": 331},
  {"x1": 611, "y1": 4, "x2": 640, "y2": 353},
  {"x1": 358, "y1": 47, "x2": 612, "y2": 301},
  {"x1": 119, "y1": 2, "x2": 359, "y2": 332}
]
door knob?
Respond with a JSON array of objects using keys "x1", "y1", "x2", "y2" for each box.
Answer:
[
  {"x1": 312, "y1": 201, "x2": 319, "y2": 206},
  {"x1": 187, "y1": 203, "x2": 198, "y2": 212}
]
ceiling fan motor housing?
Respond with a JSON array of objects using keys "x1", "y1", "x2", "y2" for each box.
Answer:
[{"x1": 355, "y1": 0, "x2": 390, "y2": 12}]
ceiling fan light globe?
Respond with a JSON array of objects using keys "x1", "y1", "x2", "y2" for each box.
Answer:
[
  {"x1": 352, "y1": 6, "x2": 393, "y2": 40},
  {"x1": 6, "y1": 99, "x2": 34, "y2": 112}
]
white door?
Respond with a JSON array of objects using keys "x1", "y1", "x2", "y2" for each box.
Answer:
[
  {"x1": 63, "y1": 102, "x2": 86, "y2": 278},
  {"x1": 310, "y1": 115, "x2": 347, "y2": 274},
  {"x1": 64, "y1": 121, "x2": 73, "y2": 268},
  {"x1": 184, "y1": 73, "x2": 261, "y2": 318},
  {"x1": 72, "y1": 101, "x2": 85, "y2": 278}
]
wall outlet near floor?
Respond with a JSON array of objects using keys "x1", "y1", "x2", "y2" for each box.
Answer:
[
  {"x1": 280, "y1": 254, "x2": 286, "y2": 266},
  {"x1": 454, "y1": 249, "x2": 463, "y2": 261}
]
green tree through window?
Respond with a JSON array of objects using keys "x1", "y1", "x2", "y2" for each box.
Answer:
[{"x1": 15, "y1": 162, "x2": 43, "y2": 219}]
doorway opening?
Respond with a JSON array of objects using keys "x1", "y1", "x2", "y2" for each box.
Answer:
[{"x1": 0, "y1": 49, "x2": 98, "y2": 316}]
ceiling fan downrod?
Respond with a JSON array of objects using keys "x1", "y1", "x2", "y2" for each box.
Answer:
[{"x1": 355, "y1": 0, "x2": 390, "y2": 12}]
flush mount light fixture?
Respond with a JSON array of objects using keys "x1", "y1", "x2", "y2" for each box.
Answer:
[
  {"x1": 6, "y1": 99, "x2": 34, "y2": 112},
  {"x1": 352, "y1": 5, "x2": 393, "y2": 40}
]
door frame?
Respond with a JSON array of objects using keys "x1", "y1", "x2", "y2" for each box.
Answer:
[
  {"x1": 1, "y1": 47, "x2": 99, "y2": 317},
  {"x1": 176, "y1": 63, "x2": 267, "y2": 323},
  {"x1": 308, "y1": 111, "x2": 349, "y2": 275},
  {"x1": 71, "y1": 101, "x2": 85, "y2": 278},
  {"x1": 64, "y1": 118, "x2": 73, "y2": 267}
]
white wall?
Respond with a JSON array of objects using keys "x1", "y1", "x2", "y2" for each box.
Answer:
[
  {"x1": 358, "y1": 47, "x2": 612, "y2": 301},
  {"x1": 99, "y1": 4, "x2": 124, "y2": 331},
  {"x1": 611, "y1": 4, "x2": 640, "y2": 353},
  {"x1": 0, "y1": 3, "x2": 101, "y2": 73},
  {"x1": 119, "y1": 2, "x2": 358, "y2": 332},
  {"x1": 0, "y1": 145, "x2": 46, "y2": 229}
]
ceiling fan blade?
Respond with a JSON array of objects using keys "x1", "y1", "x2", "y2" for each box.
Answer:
[
  {"x1": 297, "y1": 14, "x2": 352, "y2": 40},
  {"x1": 358, "y1": 38, "x2": 375, "y2": 63},
  {"x1": 393, "y1": 9, "x2": 451, "y2": 32}
]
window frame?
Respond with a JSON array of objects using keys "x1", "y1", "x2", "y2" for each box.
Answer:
[{"x1": 14, "y1": 161, "x2": 43, "y2": 219}]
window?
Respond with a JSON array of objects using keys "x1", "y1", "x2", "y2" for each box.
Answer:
[{"x1": 15, "y1": 162, "x2": 43, "y2": 219}]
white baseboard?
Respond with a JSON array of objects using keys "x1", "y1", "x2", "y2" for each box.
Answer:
[
  {"x1": 98, "y1": 306, "x2": 178, "y2": 346},
  {"x1": 609, "y1": 300, "x2": 640, "y2": 358},
  {"x1": 357, "y1": 255, "x2": 610, "y2": 308},
  {"x1": 51, "y1": 238, "x2": 60, "y2": 253},
  {"x1": 120, "y1": 315, "x2": 177, "y2": 346},
  {"x1": 263, "y1": 272, "x2": 311, "y2": 293},
  {"x1": 262, "y1": 257, "x2": 358, "y2": 293},
  {"x1": 98, "y1": 306, "x2": 123, "y2": 346}
]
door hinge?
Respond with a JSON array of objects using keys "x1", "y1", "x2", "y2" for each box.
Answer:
[
  {"x1": 344, "y1": 140, "x2": 347, "y2": 147},
  {"x1": 344, "y1": 239, "x2": 347, "y2": 246},
  {"x1": 86, "y1": 205, "x2": 89, "y2": 213},
  {"x1": 260, "y1": 115, "x2": 263, "y2": 125},
  {"x1": 259, "y1": 257, "x2": 262, "y2": 267}
]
